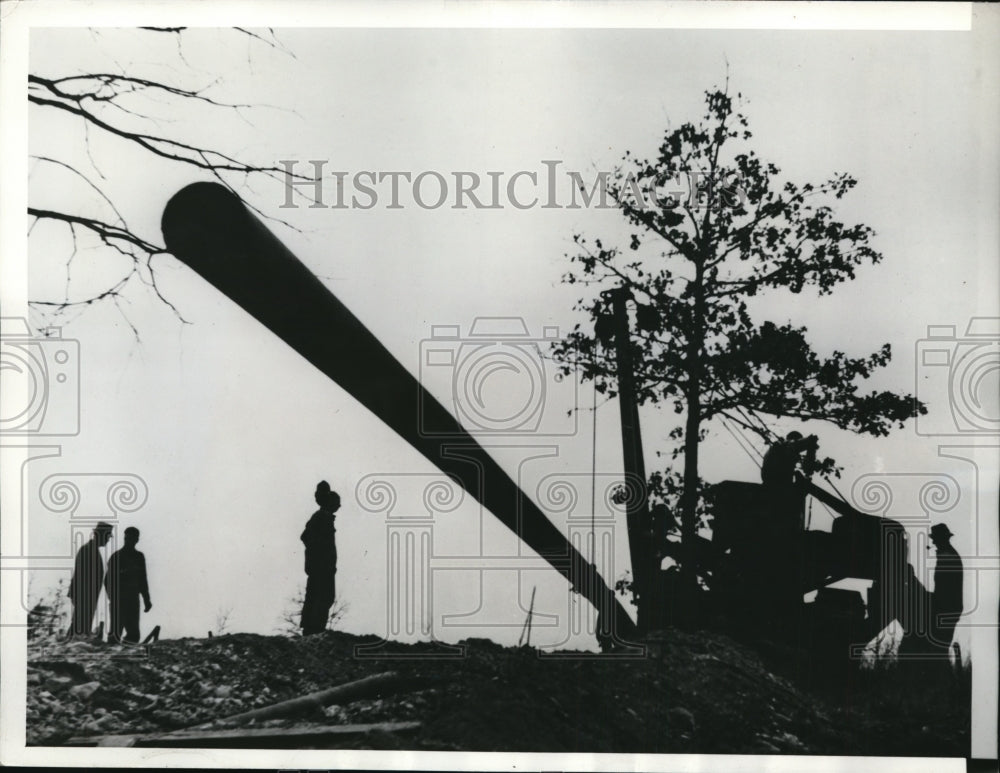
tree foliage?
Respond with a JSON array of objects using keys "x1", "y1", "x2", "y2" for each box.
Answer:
[{"x1": 552, "y1": 86, "x2": 925, "y2": 619}]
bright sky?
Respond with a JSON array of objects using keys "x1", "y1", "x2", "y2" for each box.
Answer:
[{"x1": 5, "y1": 12, "x2": 997, "y2": 676}]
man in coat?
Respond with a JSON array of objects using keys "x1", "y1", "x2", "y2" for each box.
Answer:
[
  {"x1": 68, "y1": 522, "x2": 114, "y2": 638},
  {"x1": 300, "y1": 481, "x2": 340, "y2": 635},
  {"x1": 929, "y1": 522, "x2": 963, "y2": 654},
  {"x1": 105, "y1": 526, "x2": 153, "y2": 644}
]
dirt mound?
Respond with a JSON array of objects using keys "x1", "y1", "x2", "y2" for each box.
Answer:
[{"x1": 26, "y1": 628, "x2": 968, "y2": 754}]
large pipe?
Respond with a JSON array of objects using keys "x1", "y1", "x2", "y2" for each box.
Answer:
[{"x1": 162, "y1": 182, "x2": 636, "y2": 645}]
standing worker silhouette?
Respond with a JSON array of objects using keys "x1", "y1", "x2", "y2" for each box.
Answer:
[
  {"x1": 105, "y1": 526, "x2": 152, "y2": 644},
  {"x1": 300, "y1": 481, "x2": 340, "y2": 635},
  {"x1": 68, "y1": 522, "x2": 114, "y2": 638},
  {"x1": 929, "y1": 523, "x2": 963, "y2": 654}
]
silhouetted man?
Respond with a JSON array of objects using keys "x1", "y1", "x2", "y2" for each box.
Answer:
[
  {"x1": 68, "y1": 522, "x2": 113, "y2": 638},
  {"x1": 930, "y1": 522, "x2": 963, "y2": 654},
  {"x1": 105, "y1": 526, "x2": 152, "y2": 644},
  {"x1": 760, "y1": 431, "x2": 818, "y2": 532},
  {"x1": 300, "y1": 481, "x2": 340, "y2": 635}
]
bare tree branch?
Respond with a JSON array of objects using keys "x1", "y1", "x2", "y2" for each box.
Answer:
[{"x1": 28, "y1": 28, "x2": 316, "y2": 332}]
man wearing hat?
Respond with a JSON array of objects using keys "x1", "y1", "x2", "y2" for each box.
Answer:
[
  {"x1": 929, "y1": 522, "x2": 963, "y2": 653},
  {"x1": 105, "y1": 526, "x2": 153, "y2": 644},
  {"x1": 68, "y1": 522, "x2": 114, "y2": 638},
  {"x1": 300, "y1": 481, "x2": 340, "y2": 635}
]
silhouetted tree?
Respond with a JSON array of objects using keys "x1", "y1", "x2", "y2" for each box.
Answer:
[
  {"x1": 27, "y1": 577, "x2": 69, "y2": 640},
  {"x1": 276, "y1": 586, "x2": 347, "y2": 637},
  {"x1": 213, "y1": 604, "x2": 234, "y2": 636},
  {"x1": 552, "y1": 85, "x2": 925, "y2": 626}
]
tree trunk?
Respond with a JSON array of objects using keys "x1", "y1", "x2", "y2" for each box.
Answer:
[
  {"x1": 680, "y1": 253, "x2": 707, "y2": 626},
  {"x1": 680, "y1": 376, "x2": 702, "y2": 625}
]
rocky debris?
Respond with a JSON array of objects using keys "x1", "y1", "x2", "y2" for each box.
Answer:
[
  {"x1": 42, "y1": 675, "x2": 74, "y2": 692},
  {"x1": 68, "y1": 682, "x2": 101, "y2": 701},
  {"x1": 667, "y1": 706, "x2": 696, "y2": 733},
  {"x1": 24, "y1": 629, "x2": 969, "y2": 754},
  {"x1": 755, "y1": 730, "x2": 807, "y2": 753},
  {"x1": 33, "y1": 660, "x2": 91, "y2": 682}
]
